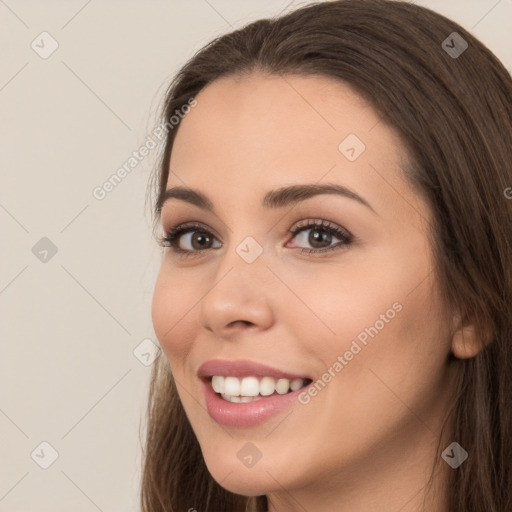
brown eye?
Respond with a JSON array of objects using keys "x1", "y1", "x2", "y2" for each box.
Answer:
[
  {"x1": 160, "y1": 222, "x2": 221, "y2": 257},
  {"x1": 186, "y1": 231, "x2": 215, "y2": 250},
  {"x1": 288, "y1": 219, "x2": 353, "y2": 255}
]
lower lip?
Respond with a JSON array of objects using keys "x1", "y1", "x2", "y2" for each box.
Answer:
[{"x1": 202, "y1": 379, "x2": 305, "y2": 427}]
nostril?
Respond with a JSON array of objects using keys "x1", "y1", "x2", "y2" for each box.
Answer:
[{"x1": 229, "y1": 320, "x2": 253, "y2": 328}]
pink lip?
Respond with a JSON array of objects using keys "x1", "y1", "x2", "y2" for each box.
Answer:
[
  {"x1": 197, "y1": 359, "x2": 310, "y2": 380},
  {"x1": 198, "y1": 359, "x2": 312, "y2": 428},
  {"x1": 201, "y1": 378, "x2": 308, "y2": 428}
]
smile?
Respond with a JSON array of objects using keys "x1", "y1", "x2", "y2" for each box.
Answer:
[
  {"x1": 198, "y1": 359, "x2": 313, "y2": 427},
  {"x1": 211, "y1": 375, "x2": 310, "y2": 402}
]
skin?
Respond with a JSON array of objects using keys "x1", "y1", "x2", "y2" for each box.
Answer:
[{"x1": 152, "y1": 72, "x2": 481, "y2": 512}]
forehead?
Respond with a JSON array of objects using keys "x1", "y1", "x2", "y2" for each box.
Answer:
[
  {"x1": 174, "y1": 72, "x2": 377, "y2": 149},
  {"x1": 169, "y1": 72, "x2": 406, "y2": 172},
  {"x1": 166, "y1": 72, "x2": 417, "y2": 224}
]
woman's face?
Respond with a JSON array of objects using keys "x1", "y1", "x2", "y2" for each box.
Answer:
[{"x1": 152, "y1": 73, "x2": 456, "y2": 502}]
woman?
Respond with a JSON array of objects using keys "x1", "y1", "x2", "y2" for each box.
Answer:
[{"x1": 142, "y1": 1, "x2": 512, "y2": 510}]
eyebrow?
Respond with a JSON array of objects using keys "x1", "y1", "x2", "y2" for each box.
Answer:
[{"x1": 156, "y1": 183, "x2": 377, "y2": 215}]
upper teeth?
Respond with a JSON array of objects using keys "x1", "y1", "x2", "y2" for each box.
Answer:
[{"x1": 211, "y1": 375, "x2": 306, "y2": 397}]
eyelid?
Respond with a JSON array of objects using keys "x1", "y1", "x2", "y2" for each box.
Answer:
[
  {"x1": 289, "y1": 218, "x2": 352, "y2": 238},
  {"x1": 161, "y1": 220, "x2": 221, "y2": 238}
]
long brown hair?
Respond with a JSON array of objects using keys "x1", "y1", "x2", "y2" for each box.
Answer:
[{"x1": 141, "y1": 1, "x2": 512, "y2": 510}]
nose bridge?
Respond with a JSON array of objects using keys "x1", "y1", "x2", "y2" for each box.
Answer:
[
  {"x1": 212, "y1": 231, "x2": 269, "y2": 293},
  {"x1": 198, "y1": 229, "x2": 274, "y2": 333},
  {"x1": 216, "y1": 209, "x2": 270, "y2": 274}
]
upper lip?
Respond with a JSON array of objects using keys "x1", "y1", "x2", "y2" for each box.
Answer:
[{"x1": 197, "y1": 359, "x2": 311, "y2": 381}]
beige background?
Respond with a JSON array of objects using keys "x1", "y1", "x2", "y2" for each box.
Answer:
[{"x1": 0, "y1": 1, "x2": 510, "y2": 511}]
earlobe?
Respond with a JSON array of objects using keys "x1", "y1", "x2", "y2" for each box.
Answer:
[
  {"x1": 450, "y1": 314, "x2": 493, "y2": 359},
  {"x1": 451, "y1": 324, "x2": 485, "y2": 359}
]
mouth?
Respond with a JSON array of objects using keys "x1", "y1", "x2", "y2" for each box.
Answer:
[{"x1": 198, "y1": 359, "x2": 313, "y2": 427}]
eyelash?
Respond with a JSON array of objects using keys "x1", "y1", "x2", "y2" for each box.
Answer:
[{"x1": 158, "y1": 219, "x2": 353, "y2": 258}]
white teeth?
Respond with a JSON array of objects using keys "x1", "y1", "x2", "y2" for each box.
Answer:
[
  {"x1": 275, "y1": 378, "x2": 290, "y2": 394},
  {"x1": 259, "y1": 376, "x2": 276, "y2": 396},
  {"x1": 240, "y1": 376, "x2": 260, "y2": 396},
  {"x1": 211, "y1": 375, "x2": 308, "y2": 400},
  {"x1": 240, "y1": 395, "x2": 258, "y2": 403},
  {"x1": 211, "y1": 375, "x2": 224, "y2": 393},
  {"x1": 224, "y1": 376, "x2": 241, "y2": 396},
  {"x1": 290, "y1": 378, "x2": 304, "y2": 391},
  {"x1": 221, "y1": 393, "x2": 264, "y2": 403}
]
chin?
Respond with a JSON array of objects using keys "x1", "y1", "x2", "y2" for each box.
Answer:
[{"x1": 204, "y1": 456, "x2": 280, "y2": 496}]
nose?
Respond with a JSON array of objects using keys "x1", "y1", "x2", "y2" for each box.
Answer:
[{"x1": 198, "y1": 248, "x2": 275, "y2": 339}]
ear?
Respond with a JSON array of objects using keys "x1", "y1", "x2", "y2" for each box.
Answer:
[{"x1": 450, "y1": 312, "x2": 493, "y2": 359}]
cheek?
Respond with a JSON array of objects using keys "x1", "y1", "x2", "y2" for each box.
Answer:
[
  {"x1": 151, "y1": 266, "x2": 197, "y2": 364},
  {"x1": 290, "y1": 240, "x2": 449, "y2": 419}
]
